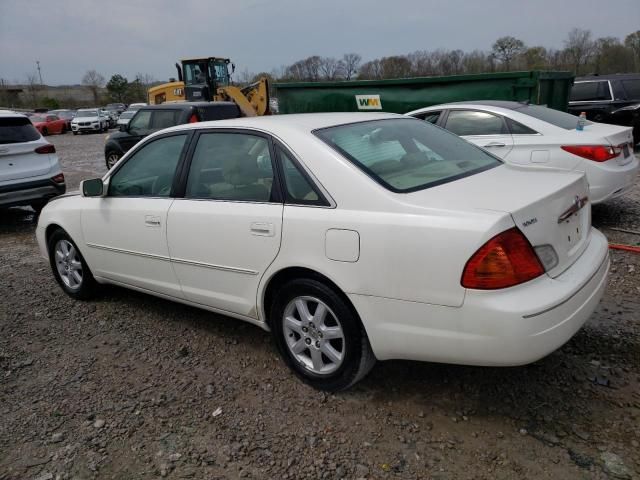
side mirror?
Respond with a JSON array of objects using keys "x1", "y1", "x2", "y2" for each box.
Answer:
[
  {"x1": 81, "y1": 178, "x2": 104, "y2": 197},
  {"x1": 119, "y1": 124, "x2": 127, "y2": 132}
]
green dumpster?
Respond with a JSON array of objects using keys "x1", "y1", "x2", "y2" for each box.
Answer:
[{"x1": 275, "y1": 71, "x2": 575, "y2": 114}]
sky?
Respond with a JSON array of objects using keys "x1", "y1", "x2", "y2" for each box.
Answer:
[{"x1": 1, "y1": 0, "x2": 639, "y2": 86}]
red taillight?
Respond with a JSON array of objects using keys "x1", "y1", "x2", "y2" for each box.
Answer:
[
  {"x1": 51, "y1": 173, "x2": 65, "y2": 183},
  {"x1": 35, "y1": 144, "x2": 56, "y2": 154},
  {"x1": 189, "y1": 114, "x2": 199, "y2": 123},
  {"x1": 561, "y1": 145, "x2": 621, "y2": 162},
  {"x1": 461, "y1": 227, "x2": 544, "y2": 290}
]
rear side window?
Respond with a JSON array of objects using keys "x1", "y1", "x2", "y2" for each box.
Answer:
[
  {"x1": 445, "y1": 110, "x2": 508, "y2": 136},
  {"x1": 514, "y1": 105, "x2": 590, "y2": 130},
  {"x1": 185, "y1": 133, "x2": 276, "y2": 203},
  {"x1": 0, "y1": 117, "x2": 40, "y2": 144},
  {"x1": 621, "y1": 79, "x2": 640, "y2": 99},
  {"x1": 151, "y1": 110, "x2": 182, "y2": 130},
  {"x1": 277, "y1": 146, "x2": 326, "y2": 205},
  {"x1": 412, "y1": 111, "x2": 441, "y2": 124},
  {"x1": 570, "y1": 81, "x2": 611, "y2": 101},
  {"x1": 315, "y1": 118, "x2": 500, "y2": 193}
]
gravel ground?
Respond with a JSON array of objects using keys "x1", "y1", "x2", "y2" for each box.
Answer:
[{"x1": 1, "y1": 131, "x2": 639, "y2": 480}]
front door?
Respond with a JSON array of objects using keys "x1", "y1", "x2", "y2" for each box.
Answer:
[
  {"x1": 167, "y1": 130, "x2": 283, "y2": 318},
  {"x1": 443, "y1": 109, "x2": 514, "y2": 159},
  {"x1": 81, "y1": 133, "x2": 189, "y2": 297}
]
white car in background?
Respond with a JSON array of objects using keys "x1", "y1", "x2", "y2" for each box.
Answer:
[
  {"x1": 36, "y1": 113, "x2": 609, "y2": 390},
  {"x1": 0, "y1": 111, "x2": 66, "y2": 212},
  {"x1": 406, "y1": 101, "x2": 638, "y2": 204},
  {"x1": 71, "y1": 109, "x2": 109, "y2": 134}
]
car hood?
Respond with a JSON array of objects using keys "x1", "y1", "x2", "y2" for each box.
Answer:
[{"x1": 73, "y1": 117, "x2": 100, "y2": 122}]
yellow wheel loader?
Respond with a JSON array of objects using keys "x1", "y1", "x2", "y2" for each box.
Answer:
[{"x1": 148, "y1": 57, "x2": 270, "y2": 116}]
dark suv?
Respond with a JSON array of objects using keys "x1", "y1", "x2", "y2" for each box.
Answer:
[
  {"x1": 104, "y1": 102, "x2": 241, "y2": 168},
  {"x1": 568, "y1": 74, "x2": 640, "y2": 145}
]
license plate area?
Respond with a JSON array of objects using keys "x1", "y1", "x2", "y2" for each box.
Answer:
[
  {"x1": 559, "y1": 210, "x2": 584, "y2": 251},
  {"x1": 618, "y1": 144, "x2": 632, "y2": 165}
]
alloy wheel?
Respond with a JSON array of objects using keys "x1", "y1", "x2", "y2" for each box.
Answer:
[
  {"x1": 54, "y1": 239, "x2": 83, "y2": 290},
  {"x1": 283, "y1": 296, "x2": 345, "y2": 375}
]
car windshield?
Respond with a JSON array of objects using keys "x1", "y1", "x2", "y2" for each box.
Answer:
[
  {"x1": 315, "y1": 118, "x2": 501, "y2": 193},
  {"x1": 77, "y1": 110, "x2": 98, "y2": 117},
  {"x1": 30, "y1": 115, "x2": 47, "y2": 122},
  {"x1": 513, "y1": 105, "x2": 590, "y2": 130}
]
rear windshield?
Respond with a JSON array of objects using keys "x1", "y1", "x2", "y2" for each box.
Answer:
[
  {"x1": 314, "y1": 118, "x2": 500, "y2": 193},
  {"x1": 0, "y1": 117, "x2": 41, "y2": 144},
  {"x1": 512, "y1": 105, "x2": 590, "y2": 130}
]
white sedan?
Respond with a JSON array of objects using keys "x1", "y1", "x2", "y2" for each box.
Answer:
[
  {"x1": 36, "y1": 113, "x2": 609, "y2": 390},
  {"x1": 406, "y1": 101, "x2": 638, "y2": 204}
]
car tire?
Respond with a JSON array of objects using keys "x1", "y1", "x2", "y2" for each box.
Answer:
[
  {"x1": 72, "y1": 131, "x2": 78, "y2": 135},
  {"x1": 42, "y1": 127, "x2": 48, "y2": 136},
  {"x1": 105, "y1": 150, "x2": 121, "y2": 169},
  {"x1": 270, "y1": 277, "x2": 376, "y2": 391},
  {"x1": 61, "y1": 125, "x2": 67, "y2": 134},
  {"x1": 47, "y1": 229, "x2": 98, "y2": 300}
]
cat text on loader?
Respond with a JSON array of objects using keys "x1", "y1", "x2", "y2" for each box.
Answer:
[{"x1": 148, "y1": 57, "x2": 270, "y2": 116}]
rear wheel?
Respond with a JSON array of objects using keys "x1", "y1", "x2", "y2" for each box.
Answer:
[
  {"x1": 47, "y1": 229, "x2": 97, "y2": 300},
  {"x1": 270, "y1": 278, "x2": 375, "y2": 391},
  {"x1": 42, "y1": 127, "x2": 48, "y2": 136},
  {"x1": 61, "y1": 125, "x2": 67, "y2": 134}
]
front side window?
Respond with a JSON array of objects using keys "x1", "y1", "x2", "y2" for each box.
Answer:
[
  {"x1": 128, "y1": 111, "x2": 152, "y2": 135},
  {"x1": 185, "y1": 132, "x2": 276, "y2": 202},
  {"x1": 315, "y1": 118, "x2": 500, "y2": 193},
  {"x1": 109, "y1": 134, "x2": 187, "y2": 197},
  {"x1": 444, "y1": 110, "x2": 508, "y2": 136}
]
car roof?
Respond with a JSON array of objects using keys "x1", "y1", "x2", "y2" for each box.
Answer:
[
  {"x1": 0, "y1": 110, "x2": 27, "y2": 117},
  {"x1": 432, "y1": 100, "x2": 533, "y2": 110},
  {"x1": 138, "y1": 101, "x2": 238, "y2": 111},
  {"x1": 159, "y1": 112, "x2": 403, "y2": 136}
]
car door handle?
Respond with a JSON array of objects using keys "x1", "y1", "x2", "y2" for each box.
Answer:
[
  {"x1": 250, "y1": 222, "x2": 275, "y2": 237},
  {"x1": 482, "y1": 142, "x2": 507, "y2": 148},
  {"x1": 145, "y1": 215, "x2": 161, "y2": 227}
]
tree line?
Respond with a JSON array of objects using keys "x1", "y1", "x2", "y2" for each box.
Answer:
[{"x1": 272, "y1": 28, "x2": 640, "y2": 83}]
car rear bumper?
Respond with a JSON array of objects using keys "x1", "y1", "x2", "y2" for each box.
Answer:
[
  {"x1": 586, "y1": 155, "x2": 639, "y2": 204},
  {"x1": 0, "y1": 178, "x2": 66, "y2": 208},
  {"x1": 350, "y1": 228, "x2": 609, "y2": 365}
]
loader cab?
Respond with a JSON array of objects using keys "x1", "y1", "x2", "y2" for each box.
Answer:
[{"x1": 182, "y1": 57, "x2": 233, "y2": 102}]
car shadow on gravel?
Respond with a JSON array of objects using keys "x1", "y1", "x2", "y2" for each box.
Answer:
[{"x1": 0, "y1": 206, "x2": 38, "y2": 233}]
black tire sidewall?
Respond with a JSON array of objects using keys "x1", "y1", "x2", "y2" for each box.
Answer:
[
  {"x1": 271, "y1": 278, "x2": 365, "y2": 391},
  {"x1": 47, "y1": 229, "x2": 97, "y2": 300}
]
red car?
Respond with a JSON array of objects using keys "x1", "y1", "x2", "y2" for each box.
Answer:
[{"x1": 30, "y1": 114, "x2": 67, "y2": 135}]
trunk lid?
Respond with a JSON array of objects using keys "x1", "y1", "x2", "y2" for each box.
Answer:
[
  {"x1": 405, "y1": 164, "x2": 591, "y2": 278},
  {"x1": 0, "y1": 140, "x2": 54, "y2": 182}
]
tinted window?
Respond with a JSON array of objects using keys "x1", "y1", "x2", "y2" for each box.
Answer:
[
  {"x1": 513, "y1": 105, "x2": 590, "y2": 130},
  {"x1": 506, "y1": 117, "x2": 538, "y2": 135},
  {"x1": 152, "y1": 110, "x2": 182, "y2": 130},
  {"x1": 570, "y1": 81, "x2": 611, "y2": 101},
  {"x1": 621, "y1": 79, "x2": 640, "y2": 99},
  {"x1": 277, "y1": 146, "x2": 324, "y2": 205},
  {"x1": 186, "y1": 133, "x2": 275, "y2": 202},
  {"x1": 445, "y1": 110, "x2": 508, "y2": 136},
  {"x1": 128, "y1": 111, "x2": 152, "y2": 135},
  {"x1": 0, "y1": 117, "x2": 41, "y2": 144},
  {"x1": 109, "y1": 134, "x2": 187, "y2": 197},
  {"x1": 413, "y1": 111, "x2": 441, "y2": 124},
  {"x1": 315, "y1": 118, "x2": 500, "y2": 193}
]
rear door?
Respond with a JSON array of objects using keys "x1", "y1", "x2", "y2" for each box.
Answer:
[
  {"x1": 0, "y1": 117, "x2": 52, "y2": 182},
  {"x1": 443, "y1": 109, "x2": 514, "y2": 159},
  {"x1": 166, "y1": 129, "x2": 283, "y2": 318}
]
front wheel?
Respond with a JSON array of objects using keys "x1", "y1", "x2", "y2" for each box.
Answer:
[
  {"x1": 270, "y1": 278, "x2": 375, "y2": 391},
  {"x1": 48, "y1": 229, "x2": 98, "y2": 300},
  {"x1": 42, "y1": 127, "x2": 48, "y2": 136}
]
